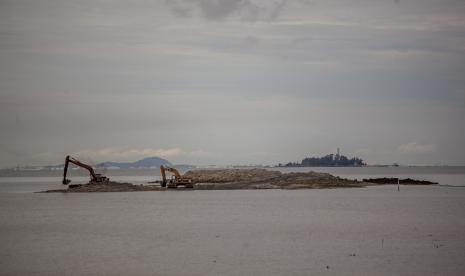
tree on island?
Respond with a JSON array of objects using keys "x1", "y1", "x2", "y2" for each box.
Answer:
[{"x1": 283, "y1": 153, "x2": 365, "y2": 167}]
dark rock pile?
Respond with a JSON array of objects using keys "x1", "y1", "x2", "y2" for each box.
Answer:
[
  {"x1": 362, "y1": 177, "x2": 437, "y2": 185},
  {"x1": 41, "y1": 181, "x2": 164, "y2": 193}
]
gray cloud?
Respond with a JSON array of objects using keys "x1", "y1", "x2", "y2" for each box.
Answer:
[{"x1": 166, "y1": 0, "x2": 289, "y2": 21}]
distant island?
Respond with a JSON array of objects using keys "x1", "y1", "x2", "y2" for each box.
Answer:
[
  {"x1": 280, "y1": 151, "x2": 366, "y2": 167},
  {"x1": 96, "y1": 156, "x2": 171, "y2": 169}
]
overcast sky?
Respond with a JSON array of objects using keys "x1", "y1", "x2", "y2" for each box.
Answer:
[{"x1": 1, "y1": 0, "x2": 464, "y2": 167}]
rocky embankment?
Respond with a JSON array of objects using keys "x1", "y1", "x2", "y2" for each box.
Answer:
[
  {"x1": 41, "y1": 169, "x2": 436, "y2": 193},
  {"x1": 42, "y1": 169, "x2": 363, "y2": 193}
]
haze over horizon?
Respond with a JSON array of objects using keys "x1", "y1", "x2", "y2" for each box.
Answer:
[{"x1": 1, "y1": 0, "x2": 465, "y2": 167}]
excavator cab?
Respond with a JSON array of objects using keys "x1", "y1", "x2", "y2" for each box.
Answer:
[{"x1": 160, "y1": 165, "x2": 194, "y2": 188}]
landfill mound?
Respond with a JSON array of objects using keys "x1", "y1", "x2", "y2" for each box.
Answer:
[
  {"x1": 42, "y1": 169, "x2": 363, "y2": 193},
  {"x1": 42, "y1": 169, "x2": 435, "y2": 193},
  {"x1": 41, "y1": 181, "x2": 164, "y2": 193},
  {"x1": 184, "y1": 169, "x2": 363, "y2": 189}
]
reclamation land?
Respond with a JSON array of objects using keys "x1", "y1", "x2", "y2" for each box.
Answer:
[{"x1": 42, "y1": 168, "x2": 437, "y2": 193}]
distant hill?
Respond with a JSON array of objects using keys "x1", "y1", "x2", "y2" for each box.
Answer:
[{"x1": 97, "y1": 157, "x2": 172, "y2": 169}]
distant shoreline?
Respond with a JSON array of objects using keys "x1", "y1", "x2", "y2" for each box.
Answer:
[{"x1": 1, "y1": 165, "x2": 465, "y2": 177}]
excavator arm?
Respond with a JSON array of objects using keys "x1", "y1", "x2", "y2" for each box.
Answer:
[{"x1": 62, "y1": 155, "x2": 108, "y2": 185}]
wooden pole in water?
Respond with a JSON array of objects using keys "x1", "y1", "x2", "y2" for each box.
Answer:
[{"x1": 397, "y1": 178, "x2": 400, "y2": 191}]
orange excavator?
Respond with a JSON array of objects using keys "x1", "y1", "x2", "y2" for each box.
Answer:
[
  {"x1": 62, "y1": 155, "x2": 109, "y2": 185},
  {"x1": 160, "y1": 165, "x2": 193, "y2": 188}
]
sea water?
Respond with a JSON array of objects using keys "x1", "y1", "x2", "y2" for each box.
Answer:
[{"x1": 1, "y1": 167, "x2": 464, "y2": 275}]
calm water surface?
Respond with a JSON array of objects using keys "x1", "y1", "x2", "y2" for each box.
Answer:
[{"x1": 1, "y1": 167, "x2": 465, "y2": 275}]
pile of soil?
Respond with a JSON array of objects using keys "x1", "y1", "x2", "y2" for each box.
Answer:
[
  {"x1": 184, "y1": 169, "x2": 282, "y2": 183},
  {"x1": 362, "y1": 177, "x2": 437, "y2": 185},
  {"x1": 41, "y1": 169, "x2": 437, "y2": 193},
  {"x1": 184, "y1": 169, "x2": 363, "y2": 189}
]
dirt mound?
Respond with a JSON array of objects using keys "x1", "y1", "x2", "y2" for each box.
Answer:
[
  {"x1": 269, "y1": 171, "x2": 362, "y2": 188},
  {"x1": 184, "y1": 169, "x2": 282, "y2": 183},
  {"x1": 184, "y1": 169, "x2": 362, "y2": 189}
]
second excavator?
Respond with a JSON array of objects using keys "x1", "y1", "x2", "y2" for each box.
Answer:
[{"x1": 160, "y1": 165, "x2": 194, "y2": 188}]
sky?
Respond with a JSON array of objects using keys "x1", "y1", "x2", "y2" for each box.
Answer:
[{"x1": 1, "y1": 0, "x2": 465, "y2": 167}]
